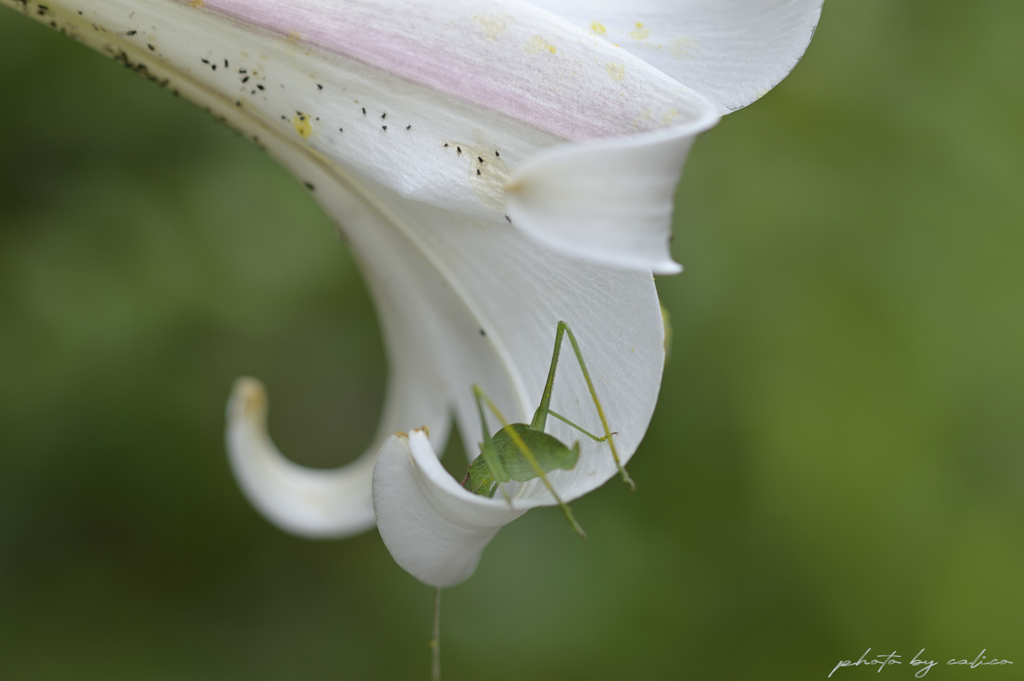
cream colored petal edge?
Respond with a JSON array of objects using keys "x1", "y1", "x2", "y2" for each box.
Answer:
[
  {"x1": 374, "y1": 429, "x2": 528, "y2": 588},
  {"x1": 505, "y1": 116, "x2": 718, "y2": 274},
  {"x1": 529, "y1": 0, "x2": 824, "y2": 113}
]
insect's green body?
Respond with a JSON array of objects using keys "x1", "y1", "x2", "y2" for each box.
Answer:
[
  {"x1": 465, "y1": 321, "x2": 635, "y2": 537},
  {"x1": 467, "y1": 424, "x2": 580, "y2": 497}
]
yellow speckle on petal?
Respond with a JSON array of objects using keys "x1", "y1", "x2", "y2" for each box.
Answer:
[
  {"x1": 630, "y1": 21, "x2": 650, "y2": 40},
  {"x1": 670, "y1": 36, "x2": 697, "y2": 59},
  {"x1": 474, "y1": 13, "x2": 510, "y2": 39},
  {"x1": 293, "y1": 114, "x2": 312, "y2": 138},
  {"x1": 287, "y1": 30, "x2": 302, "y2": 43},
  {"x1": 590, "y1": 21, "x2": 606, "y2": 35},
  {"x1": 661, "y1": 108, "x2": 678, "y2": 124},
  {"x1": 606, "y1": 62, "x2": 625, "y2": 81},
  {"x1": 187, "y1": 0, "x2": 204, "y2": 7},
  {"x1": 525, "y1": 35, "x2": 557, "y2": 55}
]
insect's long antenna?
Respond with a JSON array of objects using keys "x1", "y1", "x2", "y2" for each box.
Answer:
[
  {"x1": 560, "y1": 321, "x2": 636, "y2": 491},
  {"x1": 476, "y1": 388, "x2": 586, "y2": 538},
  {"x1": 430, "y1": 587, "x2": 441, "y2": 681}
]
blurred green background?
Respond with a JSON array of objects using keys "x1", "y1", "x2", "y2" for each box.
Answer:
[{"x1": 1, "y1": 1, "x2": 1022, "y2": 679}]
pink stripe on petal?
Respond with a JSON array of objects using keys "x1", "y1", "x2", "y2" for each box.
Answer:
[{"x1": 188, "y1": 0, "x2": 711, "y2": 141}]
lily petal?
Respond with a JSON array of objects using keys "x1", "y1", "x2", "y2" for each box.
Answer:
[
  {"x1": 531, "y1": 0, "x2": 825, "y2": 113},
  {"x1": 227, "y1": 378, "x2": 381, "y2": 538},
  {"x1": 506, "y1": 122, "x2": 715, "y2": 275},
  {"x1": 374, "y1": 429, "x2": 527, "y2": 588}
]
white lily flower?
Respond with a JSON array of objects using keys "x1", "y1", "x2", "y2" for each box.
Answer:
[{"x1": 4, "y1": 0, "x2": 821, "y2": 583}]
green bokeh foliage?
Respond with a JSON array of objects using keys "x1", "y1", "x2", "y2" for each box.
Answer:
[{"x1": 1, "y1": 1, "x2": 1022, "y2": 679}]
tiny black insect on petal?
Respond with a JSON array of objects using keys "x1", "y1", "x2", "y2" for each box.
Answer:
[
  {"x1": 406, "y1": 125, "x2": 411, "y2": 130},
  {"x1": 339, "y1": 127, "x2": 344, "y2": 132},
  {"x1": 382, "y1": 125, "x2": 388, "y2": 131},
  {"x1": 362, "y1": 107, "x2": 366, "y2": 115},
  {"x1": 239, "y1": 68, "x2": 246, "y2": 74},
  {"x1": 201, "y1": 58, "x2": 210, "y2": 64},
  {"x1": 477, "y1": 169, "x2": 481, "y2": 176},
  {"x1": 212, "y1": 64, "x2": 217, "y2": 70},
  {"x1": 457, "y1": 146, "x2": 462, "y2": 154},
  {"x1": 381, "y1": 113, "x2": 386, "y2": 120},
  {"x1": 444, "y1": 143, "x2": 449, "y2": 147},
  {"x1": 495, "y1": 151, "x2": 500, "y2": 157},
  {"x1": 256, "y1": 84, "x2": 264, "y2": 90},
  {"x1": 304, "y1": 182, "x2": 315, "y2": 191},
  {"x1": 505, "y1": 215, "x2": 512, "y2": 223},
  {"x1": 478, "y1": 156, "x2": 484, "y2": 163},
  {"x1": 242, "y1": 76, "x2": 249, "y2": 83},
  {"x1": 224, "y1": 59, "x2": 229, "y2": 68},
  {"x1": 479, "y1": 329, "x2": 486, "y2": 337},
  {"x1": 317, "y1": 84, "x2": 323, "y2": 90},
  {"x1": 127, "y1": 30, "x2": 137, "y2": 36}
]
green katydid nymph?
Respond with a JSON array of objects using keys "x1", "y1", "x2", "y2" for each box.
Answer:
[{"x1": 462, "y1": 321, "x2": 635, "y2": 538}]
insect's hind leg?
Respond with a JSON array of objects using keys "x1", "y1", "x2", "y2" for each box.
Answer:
[
  {"x1": 558, "y1": 322, "x2": 636, "y2": 491},
  {"x1": 547, "y1": 409, "x2": 613, "y2": 442},
  {"x1": 475, "y1": 386, "x2": 586, "y2": 538}
]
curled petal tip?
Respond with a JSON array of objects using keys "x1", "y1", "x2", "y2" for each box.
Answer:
[
  {"x1": 226, "y1": 376, "x2": 377, "y2": 539},
  {"x1": 229, "y1": 376, "x2": 267, "y2": 421},
  {"x1": 373, "y1": 430, "x2": 526, "y2": 588}
]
